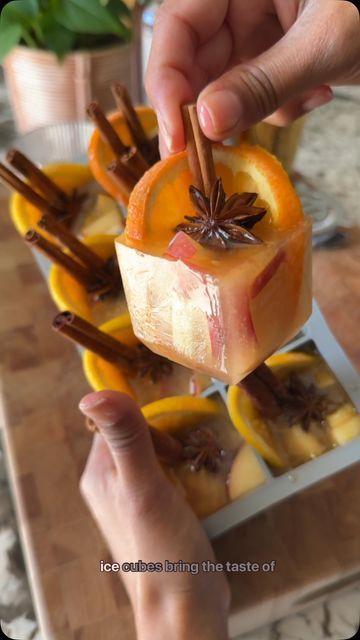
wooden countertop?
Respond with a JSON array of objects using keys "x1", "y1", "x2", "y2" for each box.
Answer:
[{"x1": 0, "y1": 187, "x2": 359, "y2": 639}]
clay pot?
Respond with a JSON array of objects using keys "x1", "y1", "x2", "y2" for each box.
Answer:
[{"x1": 3, "y1": 43, "x2": 132, "y2": 133}]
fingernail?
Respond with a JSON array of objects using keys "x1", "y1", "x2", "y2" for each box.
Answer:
[
  {"x1": 79, "y1": 395, "x2": 121, "y2": 429},
  {"x1": 303, "y1": 88, "x2": 333, "y2": 112},
  {"x1": 158, "y1": 117, "x2": 176, "y2": 154},
  {"x1": 200, "y1": 90, "x2": 241, "y2": 135},
  {"x1": 79, "y1": 393, "x2": 107, "y2": 414}
]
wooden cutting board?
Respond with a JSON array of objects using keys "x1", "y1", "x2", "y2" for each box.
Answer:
[{"x1": 0, "y1": 187, "x2": 359, "y2": 639}]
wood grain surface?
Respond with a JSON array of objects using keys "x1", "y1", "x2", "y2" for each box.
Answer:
[{"x1": 0, "y1": 186, "x2": 359, "y2": 639}]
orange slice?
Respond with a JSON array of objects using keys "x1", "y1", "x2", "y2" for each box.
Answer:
[
  {"x1": 227, "y1": 385, "x2": 285, "y2": 468},
  {"x1": 83, "y1": 315, "x2": 138, "y2": 399},
  {"x1": 83, "y1": 318, "x2": 213, "y2": 404},
  {"x1": 265, "y1": 352, "x2": 318, "y2": 377},
  {"x1": 10, "y1": 163, "x2": 93, "y2": 238},
  {"x1": 142, "y1": 396, "x2": 222, "y2": 434},
  {"x1": 126, "y1": 143, "x2": 304, "y2": 248},
  {"x1": 88, "y1": 106, "x2": 158, "y2": 203},
  {"x1": 48, "y1": 234, "x2": 127, "y2": 323},
  {"x1": 227, "y1": 351, "x2": 325, "y2": 468}
]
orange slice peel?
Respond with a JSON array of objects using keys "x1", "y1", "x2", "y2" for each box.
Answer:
[
  {"x1": 227, "y1": 351, "x2": 319, "y2": 468},
  {"x1": 265, "y1": 351, "x2": 317, "y2": 376},
  {"x1": 142, "y1": 395, "x2": 223, "y2": 434},
  {"x1": 83, "y1": 314, "x2": 137, "y2": 399},
  {"x1": 10, "y1": 163, "x2": 93, "y2": 238},
  {"x1": 125, "y1": 143, "x2": 304, "y2": 249},
  {"x1": 48, "y1": 234, "x2": 123, "y2": 322},
  {"x1": 227, "y1": 384, "x2": 285, "y2": 469},
  {"x1": 88, "y1": 106, "x2": 158, "y2": 203}
]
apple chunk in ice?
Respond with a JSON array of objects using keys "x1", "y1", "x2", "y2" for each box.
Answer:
[{"x1": 116, "y1": 218, "x2": 311, "y2": 383}]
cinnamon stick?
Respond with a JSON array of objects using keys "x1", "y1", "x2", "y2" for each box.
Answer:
[
  {"x1": 239, "y1": 363, "x2": 286, "y2": 420},
  {"x1": 107, "y1": 159, "x2": 138, "y2": 197},
  {"x1": 140, "y1": 135, "x2": 161, "y2": 166},
  {"x1": 182, "y1": 104, "x2": 216, "y2": 197},
  {"x1": 111, "y1": 82, "x2": 148, "y2": 146},
  {"x1": 0, "y1": 163, "x2": 55, "y2": 214},
  {"x1": 25, "y1": 230, "x2": 95, "y2": 287},
  {"x1": 87, "y1": 102, "x2": 128, "y2": 158},
  {"x1": 52, "y1": 311, "x2": 136, "y2": 367},
  {"x1": 254, "y1": 363, "x2": 288, "y2": 401},
  {"x1": 122, "y1": 146, "x2": 150, "y2": 177},
  {"x1": 6, "y1": 149, "x2": 68, "y2": 209},
  {"x1": 38, "y1": 214, "x2": 107, "y2": 276},
  {"x1": 182, "y1": 105, "x2": 204, "y2": 193}
]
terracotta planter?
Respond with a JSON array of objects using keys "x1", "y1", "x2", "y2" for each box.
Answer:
[{"x1": 3, "y1": 43, "x2": 132, "y2": 133}]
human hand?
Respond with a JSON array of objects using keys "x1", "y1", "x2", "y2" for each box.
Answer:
[
  {"x1": 145, "y1": 0, "x2": 360, "y2": 154},
  {"x1": 79, "y1": 390, "x2": 230, "y2": 640}
]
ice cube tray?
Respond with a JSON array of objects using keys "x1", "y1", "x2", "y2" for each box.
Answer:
[{"x1": 203, "y1": 300, "x2": 360, "y2": 538}]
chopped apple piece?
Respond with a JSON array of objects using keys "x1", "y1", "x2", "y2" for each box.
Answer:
[
  {"x1": 165, "y1": 231, "x2": 198, "y2": 260},
  {"x1": 172, "y1": 302, "x2": 212, "y2": 363},
  {"x1": 207, "y1": 312, "x2": 226, "y2": 362},
  {"x1": 189, "y1": 372, "x2": 213, "y2": 395},
  {"x1": 228, "y1": 444, "x2": 267, "y2": 501},
  {"x1": 73, "y1": 194, "x2": 124, "y2": 237},
  {"x1": 234, "y1": 293, "x2": 257, "y2": 345},
  {"x1": 328, "y1": 408, "x2": 360, "y2": 445},
  {"x1": 250, "y1": 249, "x2": 286, "y2": 298},
  {"x1": 175, "y1": 466, "x2": 228, "y2": 518},
  {"x1": 282, "y1": 425, "x2": 326, "y2": 464},
  {"x1": 327, "y1": 404, "x2": 355, "y2": 429},
  {"x1": 315, "y1": 366, "x2": 337, "y2": 389}
]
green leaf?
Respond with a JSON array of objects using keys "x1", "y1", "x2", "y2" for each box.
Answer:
[
  {"x1": 38, "y1": 12, "x2": 76, "y2": 59},
  {"x1": 0, "y1": 21, "x2": 22, "y2": 62},
  {"x1": 102, "y1": 0, "x2": 131, "y2": 19},
  {"x1": 1, "y1": 0, "x2": 39, "y2": 31},
  {"x1": 0, "y1": 0, "x2": 41, "y2": 59},
  {"x1": 54, "y1": 0, "x2": 129, "y2": 39}
]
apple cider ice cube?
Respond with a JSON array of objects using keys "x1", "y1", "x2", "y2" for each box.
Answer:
[
  {"x1": 116, "y1": 134, "x2": 312, "y2": 383},
  {"x1": 116, "y1": 218, "x2": 311, "y2": 383}
]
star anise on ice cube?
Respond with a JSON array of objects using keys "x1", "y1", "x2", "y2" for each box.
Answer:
[
  {"x1": 134, "y1": 344, "x2": 173, "y2": 383},
  {"x1": 182, "y1": 426, "x2": 225, "y2": 473},
  {"x1": 282, "y1": 375, "x2": 335, "y2": 431},
  {"x1": 175, "y1": 178, "x2": 267, "y2": 249}
]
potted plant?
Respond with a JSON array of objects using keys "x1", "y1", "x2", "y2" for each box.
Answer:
[{"x1": 0, "y1": 0, "x2": 133, "y2": 133}]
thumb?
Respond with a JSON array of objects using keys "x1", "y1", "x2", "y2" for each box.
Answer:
[
  {"x1": 79, "y1": 390, "x2": 161, "y2": 488},
  {"x1": 197, "y1": 1, "x2": 357, "y2": 139}
]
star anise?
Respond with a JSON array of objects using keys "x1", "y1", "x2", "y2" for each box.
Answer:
[
  {"x1": 139, "y1": 134, "x2": 161, "y2": 166},
  {"x1": 241, "y1": 364, "x2": 338, "y2": 432},
  {"x1": 182, "y1": 426, "x2": 225, "y2": 473},
  {"x1": 134, "y1": 344, "x2": 173, "y2": 383},
  {"x1": 88, "y1": 256, "x2": 123, "y2": 301},
  {"x1": 175, "y1": 178, "x2": 267, "y2": 250},
  {"x1": 281, "y1": 375, "x2": 336, "y2": 431}
]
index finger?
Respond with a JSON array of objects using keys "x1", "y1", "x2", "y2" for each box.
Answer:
[{"x1": 145, "y1": 0, "x2": 228, "y2": 152}]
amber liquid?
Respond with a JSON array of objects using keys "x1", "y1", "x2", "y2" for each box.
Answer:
[
  {"x1": 266, "y1": 357, "x2": 357, "y2": 469},
  {"x1": 130, "y1": 365, "x2": 211, "y2": 407},
  {"x1": 172, "y1": 411, "x2": 243, "y2": 519},
  {"x1": 90, "y1": 294, "x2": 128, "y2": 326}
]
